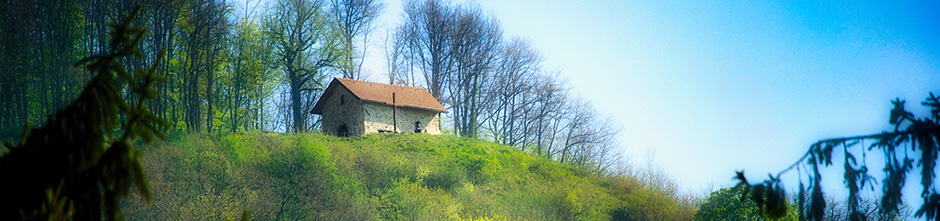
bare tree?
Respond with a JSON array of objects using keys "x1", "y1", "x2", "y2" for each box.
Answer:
[
  {"x1": 385, "y1": 0, "x2": 625, "y2": 173},
  {"x1": 559, "y1": 98, "x2": 601, "y2": 164},
  {"x1": 530, "y1": 74, "x2": 569, "y2": 157},
  {"x1": 400, "y1": 0, "x2": 454, "y2": 99},
  {"x1": 569, "y1": 114, "x2": 622, "y2": 171},
  {"x1": 446, "y1": 5, "x2": 501, "y2": 138},
  {"x1": 330, "y1": 0, "x2": 385, "y2": 80},
  {"x1": 383, "y1": 25, "x2": 412, "y2": 86},
  {"x1": 482, "y1": 37, "x2": 541, "y2": 146}
]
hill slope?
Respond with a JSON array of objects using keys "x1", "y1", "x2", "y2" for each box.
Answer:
[{"x1": 121, "y1": 132, "x2": 694, "y2": 220}]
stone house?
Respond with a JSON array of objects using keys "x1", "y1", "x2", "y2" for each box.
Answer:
[{"x1": 311, "y1": 78, "x2": 447, "y2": 136}]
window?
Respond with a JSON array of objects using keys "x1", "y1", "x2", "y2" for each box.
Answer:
[
  {"x1": 414, "y1": 121, "x2": 422, "y2": 133},
  {"x1": 340, "y1": 94, "x2": 345, "y2": 105}
]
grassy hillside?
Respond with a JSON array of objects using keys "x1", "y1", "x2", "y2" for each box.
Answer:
[{"x1": 120, "y1": 132, "x2": 694, "y2": 220}]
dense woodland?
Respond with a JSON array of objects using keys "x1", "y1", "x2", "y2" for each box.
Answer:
[{"x1": 0, "y1": 0, "x2": 622, "y2": 174}]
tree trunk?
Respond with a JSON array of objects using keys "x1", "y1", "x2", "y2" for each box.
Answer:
[
  {"x1": 206, "y1": 63, "x2": 214, "y2": 133},
  {"x1": 290, "y1": 79, "x2": 306, "y2": 133}
]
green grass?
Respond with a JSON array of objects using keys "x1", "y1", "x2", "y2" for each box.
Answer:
[{"x1": 120, "y1": 132, "x2": 694, "y2": 220}]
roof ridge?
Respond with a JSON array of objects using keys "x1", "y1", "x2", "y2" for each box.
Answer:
[
  {"x1": 312, "y1": 77, "x2": 447, "y2": 114},
  {"x1": 336, "y1": 78, "x2": 429, "y2": 91}
]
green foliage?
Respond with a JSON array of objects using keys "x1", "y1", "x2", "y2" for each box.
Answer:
[
  {"x1": 737, "y1": 93, "x2": 940, "y2": 220},
  {"x1": 220, "y1": 17, "x2": 277, "y2": 133},
  {"x1": 0, "y1": 5, "x2": 169, "y2": 220},
  {"x1": 265, "y1": 0, "x2": 338, "y2": 133},
  {"x1": 122, "y1": 132, "x2": 695, "y2": 220},
  {"x1": 695, "y1": 187, "x2": 799, "y2": 221}
]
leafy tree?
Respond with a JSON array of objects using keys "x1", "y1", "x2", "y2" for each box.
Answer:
[
  {"x1": 265, "y1": 0, "x2": 336, "y2": 133},
  {"x1": 695, "y1": 187, "x2": 798, "y2": 220},
  {"x1": 180, "y1": 0, "x2": 231, "y2": 133},
  {"x1": 143, "y1": 0, "x2": 185, "y2": 125},
  {"x1": 223, "y1": 18, "x2": 276, "y2": 133},
  {"x1": 736, "y1": 93, "x2": 940, "y2": 220},
  {"x1": 0, "y1": 0, "x2": 88, "y2": 131},
  {"x1": 0, "y1": 0, "x2": 33, "y2": 130},
  {"x1": 0, "y1": 6, "x2": 168, "y2": 220}
]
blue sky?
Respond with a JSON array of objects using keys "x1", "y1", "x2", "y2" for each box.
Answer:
[
  {"x1": 359, "y1": 0, "x2": 940, "y2": 193},
  {"x1": 239, "y1": 0, "x2": 940, "y2": 194},
  {"x1": 369, "y1": 0, "x2": 940, "y2": 193}
]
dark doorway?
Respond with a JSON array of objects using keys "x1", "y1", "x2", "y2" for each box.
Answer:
[{"x1": 337, "y1": 123, "x2": 349, "y2": 137}]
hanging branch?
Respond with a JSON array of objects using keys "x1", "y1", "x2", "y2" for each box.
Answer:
[{"x1": 735, "y1": 94, "x2": 940, "y2": 220}]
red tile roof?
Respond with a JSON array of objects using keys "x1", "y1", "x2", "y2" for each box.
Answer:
[{"x1": 311, "y1": 78, "x2": 447, "y2": 114}]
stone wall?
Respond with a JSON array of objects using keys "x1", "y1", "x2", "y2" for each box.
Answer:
[
  {"x1": 320, "y1": 87, "x2": 364, "y2": 136},
  {"x1": 362, "y1": 103, "x2": 441, "y2": 135}
]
